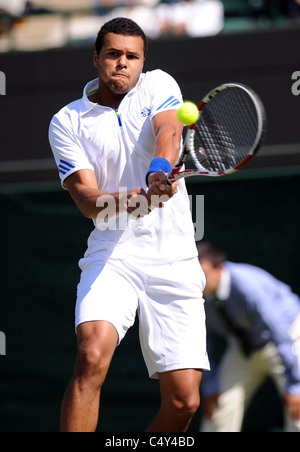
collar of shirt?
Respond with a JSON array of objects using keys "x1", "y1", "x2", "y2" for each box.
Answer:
[
  {"x1": 216, "y1": 265, "x2": 231, "y2": 301},
  {"x1": 79, "y1": 77, "x2": 143, "y2": 117}
]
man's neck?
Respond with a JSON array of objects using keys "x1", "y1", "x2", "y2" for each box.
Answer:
[{"x1": 89, "y1": 89, "x2": 126, "y2": 110}]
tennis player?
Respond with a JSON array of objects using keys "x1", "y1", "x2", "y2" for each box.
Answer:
[
  {"x1": 49, "y1": 17, "x2": 209, "y2": 432},
  {"x1": 197, "y1": 242, "x2": 300, "y2": 432}
]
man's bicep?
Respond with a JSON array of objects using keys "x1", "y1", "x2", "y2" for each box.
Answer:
[
  {"x1": 63, "y1": 169, "x2": 108, "y2": 219},
  {"x1": 64, "y1": 169, "x2": 99, "y2": 210},
  {"x1": 64, "y1": 169, "x2": 98, "y2": 192},
  {"x1": 152, "y1": 110, "x2": 183, "y2": 138}
]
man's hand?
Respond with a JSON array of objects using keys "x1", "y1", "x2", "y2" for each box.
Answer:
[
  {"x1": 283, "y1": 393, "x2": 300, "y2": 421},
  {"x1": 126, "y1": 187, "x2": 152, "y2": 218},
  {"x1": 127, "y1": 171, "x2": 179, "y2": 218},
  {"x1": 147, "y1": 171, "x2": 179, "y2": 209}
]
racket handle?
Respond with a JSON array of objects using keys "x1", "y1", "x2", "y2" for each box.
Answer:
[{"x1": 167, "y1": 165, "x2": 182, "y2": 185}]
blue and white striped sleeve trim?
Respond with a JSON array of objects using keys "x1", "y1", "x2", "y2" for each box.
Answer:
[
  {"x1": 156, "y1": 95, "x2": 181, "y2": 112},
  {"x1": 58, "y1": 159, "x2": 76, "y2": 176}
]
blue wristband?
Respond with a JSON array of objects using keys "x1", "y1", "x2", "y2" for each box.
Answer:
[{"x1": 146, "y1": 158, "x2": 172, "y2": 186}]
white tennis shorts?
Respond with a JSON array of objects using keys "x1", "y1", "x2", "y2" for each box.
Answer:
[{"x1": 76, "y1": 256, "x2": 210, "y2": 379}]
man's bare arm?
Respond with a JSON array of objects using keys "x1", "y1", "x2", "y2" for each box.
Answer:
[
  {"x1": 152, "y1": 109, "x2": 183, "y2": 167},
  {"x1": 147, "y1": 109, "x2": 182, "y2": 197},
  {"x1": 64, "y1": 169, "x2": 150, "y2": 219}
]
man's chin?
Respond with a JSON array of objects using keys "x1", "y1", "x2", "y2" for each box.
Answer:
[{"x1": 110, "y1": 80, "x2": 130, "y2": 95}]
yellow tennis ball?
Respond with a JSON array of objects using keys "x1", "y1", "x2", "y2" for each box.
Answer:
[{"x1": 177, "y1": 101, "x2": 199, "y2": 125}]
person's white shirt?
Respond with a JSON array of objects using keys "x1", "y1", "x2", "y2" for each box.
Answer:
[
  {"x1": 49, "y1": 69, "x2": 197, "y2": 264},
  {"x1": 0, "y1": 0, "x2": 26, "y2": 15},
  {"x1": 156, "y1": 0, "x2": 224, "y2": 38}
]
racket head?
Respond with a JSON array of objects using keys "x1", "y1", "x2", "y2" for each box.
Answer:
[
  {"x1": 169, "y1": 83, "x2": 266, "y2": 182},
  {"x1": 188, "y1": 83, "x2": 266, "y2": 175}
]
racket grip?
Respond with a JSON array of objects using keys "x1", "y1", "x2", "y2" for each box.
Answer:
[{"x1": 167, "y1": 165, "x2": 181, "y2": 184}]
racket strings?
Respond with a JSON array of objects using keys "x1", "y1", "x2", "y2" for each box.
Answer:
[
  {"x1": 194, "y1": 121, "x2": 236, "y2": 172},
  {"x1": 190, "y1": 87, "x2": 260, "y2": 173}
]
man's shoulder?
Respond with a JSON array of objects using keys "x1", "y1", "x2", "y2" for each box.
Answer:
[
  {"x1": 142, "y1": 69, "x2": 175, "y2": 84},
  {"x1": 138, "y1": 69, "x2": 181, "y2": 100},
  {"x1": 50, "y1": 98, "x2": 83, "y2": 130},
  {"x1": 54, "y1": 98, "x2": 82, "y2": 118}
]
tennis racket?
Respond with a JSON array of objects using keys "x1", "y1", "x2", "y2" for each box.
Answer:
[{"x1": 168, "y1": 83, "x2": 266, "y2": 183}]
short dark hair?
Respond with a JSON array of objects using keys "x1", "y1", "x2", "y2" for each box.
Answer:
[
  {"x1": 196, "y1": 241, "x2": 227, "y2": 267},
  {"x1": 95, "y1": 17, "x2": 148, "y2": 58}
]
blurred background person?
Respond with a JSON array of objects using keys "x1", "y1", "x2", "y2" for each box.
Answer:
[
  {"x1": 92, "y1": 0, "x2": 162, "y2": 39},
  {"x1": 197, "y1": 241, "x2": 300, "y2": 432},
  {"x1": 0, "y1": 0, "x2": 26, "y2": 16},
  {"x1": 155, "y1": 0, "x2": 224, "y2": 37},
  {"x1": 0, "y1": 0, "x2": 26, "y2": 39}
]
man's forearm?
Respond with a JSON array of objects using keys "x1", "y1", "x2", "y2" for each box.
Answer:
[
  {"x1": 72, "y1": 186, "x2": 150, "y2": 220},
  {"x1": 153, "y1": 125, "x2": 181, "y2": 168}
]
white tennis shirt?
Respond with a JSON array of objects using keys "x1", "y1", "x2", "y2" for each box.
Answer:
[{"x1": 49, "y1": 69, "x2": 198, "y2": 263}]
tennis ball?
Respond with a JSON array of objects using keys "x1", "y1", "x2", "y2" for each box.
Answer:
[{"x1": 177, "y1": 101, "x2": 199, "y2": 125}]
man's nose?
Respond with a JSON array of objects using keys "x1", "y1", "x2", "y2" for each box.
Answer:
[{"x1": 117, "y1": 56, "x2": 127, "y2": 68}]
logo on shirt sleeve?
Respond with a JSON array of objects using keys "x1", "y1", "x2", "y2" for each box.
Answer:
[
  {"x1": 141, "y1": 107, "x2": 151, "y2": 118},
  {"x1": 156, "y1": 96, "x2": 181, "y2": 112},
  {"x1": 58, "y1": 159, "x2": 75, "y2": 175}
]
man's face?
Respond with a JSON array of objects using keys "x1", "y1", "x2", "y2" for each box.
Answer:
[{"x1": 94, "y1": 32, "x2": 145, "y2": 97}]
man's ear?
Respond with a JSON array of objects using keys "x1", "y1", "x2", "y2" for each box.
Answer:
[{"x1": 93, "y1": 51, "x2": 99, "y2": 68}]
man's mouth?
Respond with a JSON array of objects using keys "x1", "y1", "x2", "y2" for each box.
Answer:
[{"x1": 112, "y1": 73, "x2": 129, "y2": 79}]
